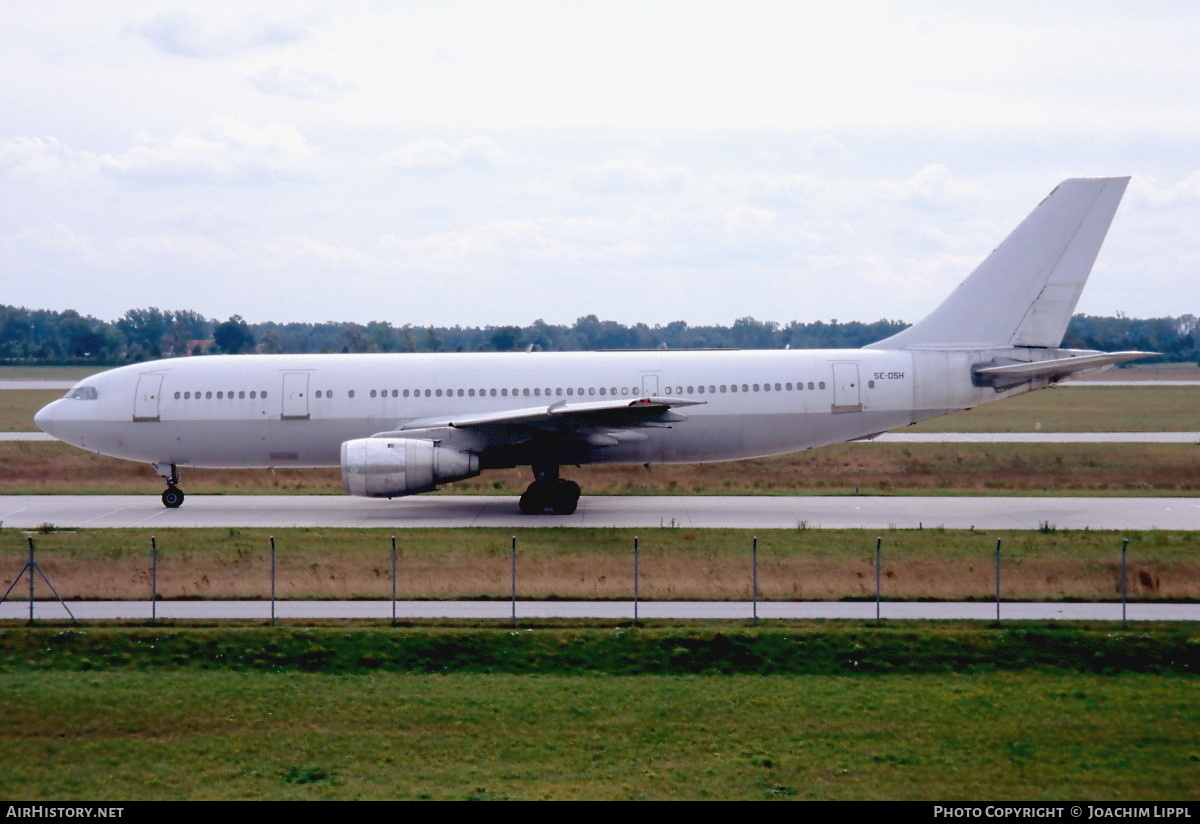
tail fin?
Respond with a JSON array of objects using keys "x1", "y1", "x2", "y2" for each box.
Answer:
[{"x1": 866, "y1": 177, "x2": 1129, "y2": 350}]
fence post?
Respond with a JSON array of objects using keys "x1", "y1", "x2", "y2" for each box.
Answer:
[
  {"x1": 752, "y1": 536, "x2": 759, "y2": 625},
  {"x1": 633, "y1": 535, "x2": 640, "y2": 625},
  {"x1": 27, "y1": 537, "x2": 35, "y2": 625},
  {"x1": 151, "y1": 535, "x2": 157, "y2": 625},
  {"x1": 1121, "y1": 538, "x2": 1129, "y2": 627},
  {"x1": 994, "y1": 538, "x2": 1002, "y2": 624},
  {"x1": 510, "y1": 535, "x2": 517, "y2": 628},
  {"x1": 269, "y1": 535, "x2": 276, "y2": 626},
  {"x1": 391, "y1": 535, "x2": 397, "y2": 627},
  {"x1": 874, "y1": 536, "x2": 882, "y2": 624}
]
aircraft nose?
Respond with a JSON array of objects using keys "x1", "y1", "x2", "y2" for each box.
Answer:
[{"x1": 34, "y1": 400, "x2": 56, "y2": 436}]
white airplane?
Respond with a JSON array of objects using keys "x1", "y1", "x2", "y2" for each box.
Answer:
[{"x1": 35, "y1": 177, "x2": 1150, "y2": 514}]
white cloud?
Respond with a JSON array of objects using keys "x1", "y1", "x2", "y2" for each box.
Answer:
[
  {"x1": 381, "y1": 137, "x2": 508, "y2": 172},
  {"x1": 100, "y1": 119, "x2": 318, "y2": 182},
  {"x1": 574, "y1": 159, "x2": 687, "y2": 194},
  {"x1": 249, "y1": 65, "x2": 353, "y2": 100},
  {"x1": 745, "y1": 173, "x2": 822, "y2": 209},
  {"x1": 114, "y1": 234, "x2": 240, "y2": 273},
  {"x1": 875, "y1": 165, "x2": 986, "y2": 211},
  {"x1": 136, "y1": 9, "x2": 307, "y2": 59},
  {"x1": 1134, "y1": 172, "x2": 1200, "y2": 208},
  {"x1": 0, "y1": 136, "x2": 99, "y2": 181},
  {"x1": 4, "y1": 223, "x2": 95, "y2": 260},
  {"x1": 261, "y1": 236, "x2": 377, "y2": 272}
]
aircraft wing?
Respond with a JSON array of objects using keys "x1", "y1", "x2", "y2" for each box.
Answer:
[{"x1": 371, "y1": 397, "x2": 705, "y2": 446}]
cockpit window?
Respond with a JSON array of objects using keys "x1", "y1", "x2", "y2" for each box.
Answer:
[{"x1": 65, "y1": 386, "x2": 98, "y2": 401}]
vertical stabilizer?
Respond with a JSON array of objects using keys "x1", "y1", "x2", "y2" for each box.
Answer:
[{"x1": 866, "y1": 177, "x2": 1129, "y2": 350}]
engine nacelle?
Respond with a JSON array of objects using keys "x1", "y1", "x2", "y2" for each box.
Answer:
[{"x1": 340, "y1": 437, "x2": 479, "y2": 498}]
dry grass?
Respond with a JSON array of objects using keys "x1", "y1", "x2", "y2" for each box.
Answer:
[
  {"x1": 5, "y1": 527, "x2": 1197, "y2": 602},
  {"x1": 0, "y1": 390, "x2": 60, "y2": 430},
  {"x1": 2, "y1": 439, "x2": 1198, "y2": 496}
]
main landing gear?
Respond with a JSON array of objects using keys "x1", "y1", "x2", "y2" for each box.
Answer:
[
  {"x1": 519, "y1": 465, "x2": 581, "y2": 515},
  {"x1": 153, "y1": 463, "x2": 185, "y2": 509}
]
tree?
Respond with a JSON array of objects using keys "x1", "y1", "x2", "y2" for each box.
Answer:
[{"x1": 213, "y1": 315, "x2": 255, "y2": 354}]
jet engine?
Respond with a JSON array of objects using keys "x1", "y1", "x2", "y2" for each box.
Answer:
[{"x1": 340, "y1": 437, "x2": 479, "y2": 498}]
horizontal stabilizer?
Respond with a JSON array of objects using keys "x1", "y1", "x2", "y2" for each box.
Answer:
[{"x1": 973, "y1": 350, "x2": 1155, "y2": 388}]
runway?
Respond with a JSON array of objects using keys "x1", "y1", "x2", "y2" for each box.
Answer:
[
  {"x1": 2, "y1": 493, "x2": 1198, "y2": 529},
  {"x1": 2, "y1": 598, "x2": 1194, "y2": 622}
]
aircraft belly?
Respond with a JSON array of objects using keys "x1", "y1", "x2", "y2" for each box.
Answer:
[{"x1": 580, "y1": 409, "x2": 920, "y2": 465}]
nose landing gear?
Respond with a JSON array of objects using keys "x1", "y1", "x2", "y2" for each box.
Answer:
[{"x1": 153, "y1": 463, "x2": 185, "y2": 509}]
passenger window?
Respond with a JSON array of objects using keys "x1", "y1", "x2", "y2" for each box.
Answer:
[
  {"x1": 457, "y1": 389, "x2": 464, "y2": 397},
  {"x1": 174, "y1": 391, "x2": 180, "y2": 399},
  {"x1": 468, "y1": 389, "x2": 475, "y2": 397},
  {"x1": 435, "y1": 389, "x2": 442, "y2": 397},
  {"x1": 184, "y1": 392, "x2": 191, "y2": 400},
  {"x1": 239, "y1": 390, "x2": 246, "y2": 399},
  {"x1": 206, "y1": 391, "x2": 213, "y2": 399},
  {"x1": 599, "y1": 387, "x2": 606, "y2": 396},
  {"x1": 250, "y1": 391, "x2": 256, "y2": 399},
  {"x1": 868, "y1": 380, "x2": 876, "y2": 388},
  {"x1": 708, "y1": 385, "x2": 716, "y2": 393},
  {"x1": 501, "y1": 389, "x2": 508, "y2": 396},
  {"x1": 556, "y1": 388, "x2": 563, "y2": 396},
  {"x1": 370, "y1": 390, "x2": 377, "y2": 398},
  {"x1": 588, "y1": 387, "x2": 595, "y2": 396},
  {"x1": 774, "y1": 383, "x2": 781, "y2": 391},
  {"x1": 348, "y1": 390, "x2": 355, "y2": 398},
  {"x1": 819, "y1": 381, "x2": 826, "y2": 389},
  {"x1": 786, "y1": 383, "x2": 793, "y2": 390},
  {"x1": 697, "y1": 386, "x2": 705, "y2": 394},
  {"x1": 490, "y1": 389, "x2": 497, "y2": 396},
  {"x1": 807, "y1": 382, "x2": 814, "y2": 390},
  {"x1": 763, "y1": 383, "x2": 770, "y2": 392},
  {"x1": 687, "y1": 386, "x2": 694, "y2": 394},
  {"x1": 262, "y1": 391, "x2": 267, "y2": 399}
]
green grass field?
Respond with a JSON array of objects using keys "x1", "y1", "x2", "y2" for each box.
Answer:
[{"x1": 0, "y1": 667, "x2": 1194, "y2": 800}]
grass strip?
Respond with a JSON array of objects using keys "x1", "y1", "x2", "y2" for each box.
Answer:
[{"x1": 1, "y1": 625, "x2": 1196, "y2": 675}]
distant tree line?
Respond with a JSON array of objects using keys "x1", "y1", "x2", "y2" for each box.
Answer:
[{"x1": 0, "y1": 304, "x2": 1196, "y2": 366}]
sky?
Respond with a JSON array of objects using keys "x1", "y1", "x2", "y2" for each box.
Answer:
[{"x1": 1, "y1": 1, "x2": 1197, "y2": 329}]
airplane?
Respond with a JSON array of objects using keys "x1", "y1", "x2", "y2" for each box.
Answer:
[{"x1": 34, "y1": 176, "x2": 1151, "y2": 514}]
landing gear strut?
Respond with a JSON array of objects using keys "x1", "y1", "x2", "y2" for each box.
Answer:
[
  {"x1": 519, "y1": 464, "x2": 581, "y2": 515},
  {"x1": 153, "y1": 463, "x2": 185, "y2": 509}
]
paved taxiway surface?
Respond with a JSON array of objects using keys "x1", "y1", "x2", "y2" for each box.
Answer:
[
  {"x1": 3, "y1": 494, "x2": 1198, "y2": 530},
  {"x1": 3, "y1": 599, "x2": 1194, "y2": 622}
]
